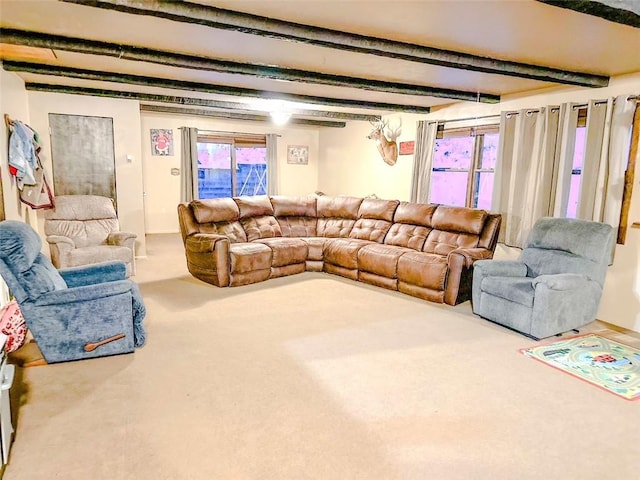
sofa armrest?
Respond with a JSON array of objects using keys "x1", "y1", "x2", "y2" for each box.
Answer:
[
  {"x1": 443, "y1": 248, "x2": 492, "y2": 306},
  {"x1": 448, "y1": 247, "x2": 495, "y2": 268},
  {"x1": 473, "y1": 260, "x2": 528, "y2": 277},
  {"x1": 532, "y1": 273, "x2": 589, "y2": 291},
  {"x1": 59, "y1": 261, "x2": 127, "y2": 287},
  {"x1": 107, "y1": 231, "x2": 137, "y2": 246},
  {"x1": 185, "y1": 233, "x2": 229, "y2": 253}
]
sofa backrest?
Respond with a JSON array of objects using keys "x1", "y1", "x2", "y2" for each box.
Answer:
[
  {"x1": 234, "y1": 195, "x2": 282, "y2": 241},
  {"x1": 520, "y1": 217, "x2": 614, "y2": 284},
  {"x1": 384, "y1": 202, "x2": 436, "y2": 250},
  {"x1": 350, "y1": 198, "x2": 399, "y2": 242},
  {"x1": 270, "y1": 195, "x2": 318, "y2": 237},
  {"x1": 422, "y1": 206, "x2": 488, "y2": 255},
  {"x1": 189, "y1": 198, "x2": 247, "y2": 243},
  {"x1": 316, "y1": 196, "x2": 363, "y2": 238}
]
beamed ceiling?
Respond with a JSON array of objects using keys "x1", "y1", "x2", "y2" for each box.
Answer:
[{"x1": 1, "y1": 0, "x2": 639, "y2": 127}]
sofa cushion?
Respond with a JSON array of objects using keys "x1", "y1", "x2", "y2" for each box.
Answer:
[
  {"x1": 270, "y1": 195, "x2": 317, "y2": 217},
  {"x1": 423, "y1": 230, "x2": 480, "y2": 255},
  {"x1": 384, "y1": 223, "x2": 431, "y2": 250},
  {"x1": 317, "y1": 196, "x2": 362, "y2": 219},
  {"x1": 241, "y1": 215, "x2": 282, "y2": 241},
  {"x1": 317, "y1": 218, "x2": 356, "y2": 238},
  {"x1": 255, "y1": 237, "x2": 308, "y2": 267},
  {"x1": 432, "y1": 205, "x2": 487, "y2": 235},
  {"x1": 235, "y1": 195, "x2": 274, "y2": 218},
  {"x1": 324, "y1": 238, "x2": 373, "y2": 270},
  {"x1": 393, "y1": 202, "x2": 437, "y2": 227},
  {"x1": 350, "y1": 218, "x2": 392, "y2": 242},
  {"x1": 192, "y1": 198, "x2": 239, "y2": 224},
  {"x1": 300, "y1": 237, "x2": 326, "y2": 261},
  {"x1": 358, "y1": 243, "x2": 413, "y2": 278},
  {"x1": 229, "y1": 243, "x2": 272, "y2": 274},
  {"x1": 397, "y1": 252, "x2": 448, "y2": 291},
  {"x1": 200, "y1": 221, "x2": 247, "y2": 243},
  {"x1": 357, "y1": 198, "x2": 399, "y2": 221},
  {"x1": 277, "y1": 216, "x2": 317, "y2": 237}
]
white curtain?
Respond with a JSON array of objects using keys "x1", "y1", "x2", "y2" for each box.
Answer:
[
  {"x1": 180, "y1": 127, "x2": 199, "y2": 202},
  {"x1": 266, "y1": 133, "x2": 278, "y2": 195},
  {"x1": 494, "y1": 94, "x2": 637, "y2": 247},
  {"x1": 493, "y1": 108, "x2": 562, "y2": 246},
  {"x1": 577, "y1": 95, "x2": 636, "y2": 228},
  {"x1": 410, "y1": 121, "x2": 438, "y2": 203}
]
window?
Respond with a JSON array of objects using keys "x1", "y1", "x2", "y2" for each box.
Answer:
[
  {"x1": 196, "y1": 134, "x2": 267, "y2": 199},
  {"x1": 565, "y1": 108, "x2": 587, "y2": 219},
  {"x1": 430, "y1": 125, "x2": 499, "y2": 208}
]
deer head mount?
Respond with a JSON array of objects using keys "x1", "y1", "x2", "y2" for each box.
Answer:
[{"x1": 367, "y1": 117, "x2": 402, "y2": 166}]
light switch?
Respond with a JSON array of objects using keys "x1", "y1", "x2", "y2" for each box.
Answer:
[{"x1": 126, "y1": 154, "x2": 134, "y2": 163}]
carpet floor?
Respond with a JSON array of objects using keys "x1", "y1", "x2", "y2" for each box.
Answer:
[{"x1": 3, "y1": 234, "x2": 639, "y2": 479}]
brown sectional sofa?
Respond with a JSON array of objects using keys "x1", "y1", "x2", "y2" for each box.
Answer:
[{"x1": 177, "y1": 195, "x2": 501, "y2": 305}]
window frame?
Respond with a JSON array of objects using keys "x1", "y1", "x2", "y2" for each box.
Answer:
[{"x1": 431, "y1": 124, "x2": 499, "y2": 209}]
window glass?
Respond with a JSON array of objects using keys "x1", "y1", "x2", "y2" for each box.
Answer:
[{"x1": 566, "y1": 126, "x2": 586, "y2": 218}]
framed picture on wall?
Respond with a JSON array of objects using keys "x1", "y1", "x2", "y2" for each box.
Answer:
[
  {"x1": 287, "y1": 145, "x2": 309, "y2": 165},
  {"x1": 150, "y1": 129, "x2": 174, "y2": 156}
]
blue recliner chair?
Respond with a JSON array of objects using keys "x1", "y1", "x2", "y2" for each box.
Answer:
[
  {"x1": 0, "y1": 220, "x2": 146, "y2": 363},
  {"x1": 472, "y1": 217, "x2": 614, "y2": 340}
]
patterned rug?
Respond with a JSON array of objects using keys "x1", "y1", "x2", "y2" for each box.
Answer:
[{"x1": 521, "y1": 334, "x2": 640, "y2": 401}]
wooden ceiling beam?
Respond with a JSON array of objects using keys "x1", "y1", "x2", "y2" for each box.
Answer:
[
  {"x1": 0, "y1": 28, "x2": 498, "y2": 103},
  {"x1": 22, "y1": 83, "x2": 347, "y2": 126},
  {"x1": 537, "y1": 1, "x2": 640, "y2": 28},
  {"x1": 5, "y1": 60, "x2": 431, "y2": 113},
  {"x1": 61, "y1": 0, "x2": 609, "y2": 88}
]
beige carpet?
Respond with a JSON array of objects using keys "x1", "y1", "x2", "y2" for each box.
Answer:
[{"x1": 4, "y1": 234, "x2": 639, "y2": 480}]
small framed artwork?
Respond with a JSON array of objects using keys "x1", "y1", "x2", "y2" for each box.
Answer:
[
  {"x1": 399, "y1": 141, "x2": 415, "y2": 155},
  {"x1": 151, "y1": 129, "x2": 174, "y2": 156},
  {"x1": 287, "y1": 145, "x2": 309, "y2": 165}
]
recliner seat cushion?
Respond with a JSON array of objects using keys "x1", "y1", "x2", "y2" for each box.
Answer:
[
  {"x1": 255, "y1": 237, "x2": 308, "y2": 267},
  {"x1": 229, "y1": 243, "x2": 272, "y2": 273},
  {"x1": 397, "y1": 252, "x2": 448, "y2": 290},
  {"x1": 324, "y1": 238, "x2": 373, "y2": 270},
  {"x1": 480, "y1": 276, "x2": 535, "y2": 307},
  {"x1": 358, "y1": 243, "x2": 412, "y2": 278}
]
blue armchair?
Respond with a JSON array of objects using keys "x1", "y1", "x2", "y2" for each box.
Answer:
[
  {"x1": 0, "y1": 220, "x2": 146, "y2": 363},
  {"x1": 472, "y1": 217, "x2": 614, "y2": 340}
]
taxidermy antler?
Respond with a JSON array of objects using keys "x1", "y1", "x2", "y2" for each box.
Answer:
[{"x1": 367, "y1": 117, "x2": 402, "y2": 166}]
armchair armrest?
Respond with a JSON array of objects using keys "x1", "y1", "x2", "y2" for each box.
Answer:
[
  {"x1": 473, "y1": 260, "x2": 528, "y2": 277},
  {"x1": 59, "y1": 261, "x2": 127, "y2": 287},
  {"x1": 448, "y1": 247, "x2": 495, "y2": 268},
  {"x1": 46, "y1": 235, "x2": 75, "y2": 248},
  {"x1": 532, "y1": 273, "x2": 589, "y2": 291},
  {"x1": 107, "y1": 231, "x2": 137, "y2": 246},
  {"x1": 185, "y1": 233, "x2": 229, "y2": 253},
  {"x1": 33, "y1": 279, "x2": 134, "y2": 307}
]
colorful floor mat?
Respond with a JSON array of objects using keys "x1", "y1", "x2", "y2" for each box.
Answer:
[{"x1": 521, "y1": 334, "x2": 640, "y2": 401}]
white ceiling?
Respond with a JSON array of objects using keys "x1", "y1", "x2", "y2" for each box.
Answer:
[{"x1": 1, "y1": 0, "x2": 639, "y2": 124}]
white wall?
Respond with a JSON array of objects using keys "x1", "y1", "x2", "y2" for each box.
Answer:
[
  {"x1": 26, "y1": 91, "x2": 147, "y2": 256},
  {"x1": 141, "y1": 112, "x2": 320, "y2": 233},
  {"x1": 318, "y1": 113, "x2": 423, "y2": 199},
  {"x1": 0, "y1": 70, "x2": 37, "y2": 227}
]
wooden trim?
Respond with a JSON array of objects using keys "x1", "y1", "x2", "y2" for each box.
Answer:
[
  {"x1": 618, "y1": 104, "x2": 640, "y2": 244},
  {"x1": 7, "y1": 62, "x2": 432, "y2": 113},
  {"x1": 0, "y1": 28, "x2": 498, "y2": 103},
  {"x1": 59, "y1": 0, "x2": 610, "y2": 87}
]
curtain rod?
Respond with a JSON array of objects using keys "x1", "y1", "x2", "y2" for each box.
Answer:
[
  {"x1": 438, "y1": 95, "x2": 639, "y2": 123},
  {"x1": 179, "y1": 127, "x2": 281, "y2": 137}
]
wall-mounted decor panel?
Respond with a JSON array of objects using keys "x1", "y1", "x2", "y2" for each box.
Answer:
[{"x1": 49, "y1": 113, "x2": 116, "y2": 205}]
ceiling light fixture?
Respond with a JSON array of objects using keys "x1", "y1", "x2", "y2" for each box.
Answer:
[{"x1": 270, "y1": 110, "x2": 292, "y2": 125}]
